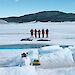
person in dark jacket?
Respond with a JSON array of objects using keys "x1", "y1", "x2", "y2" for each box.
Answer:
[
  {"x1": 35, "y1": 29, "x2": 37, "y2": 38},
  {"x1": 38, "y1": 30, "x2": 41, "y2": 38},
  {"x1": 21, "y1": 52, "x2": 30, "y2": 66},
  {"x1": 42, "y1": 29, "x2": 44, "y2": 38},
  {"x1": 30, "y1": 29, "x2": 33, "y2": 37},
  {"x1": 46, "y1": 29, "x2": 49, "y2": 38}
]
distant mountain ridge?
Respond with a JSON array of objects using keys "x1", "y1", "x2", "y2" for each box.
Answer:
[{"x1": 1, "y1": 11, "x2": 75, "y2": 23}]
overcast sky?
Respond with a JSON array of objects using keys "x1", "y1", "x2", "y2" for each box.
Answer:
[{"x1": 0, "y1": 0, "x2": 75, "y2": 18}]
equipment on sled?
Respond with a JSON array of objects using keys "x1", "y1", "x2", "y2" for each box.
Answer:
[{"x1": 33, "y1": 55, "x2": 40, "y2": 65}]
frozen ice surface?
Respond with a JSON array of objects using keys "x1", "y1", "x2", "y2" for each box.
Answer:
[
  {"x1": 0, "y1": 66, "x2": 38, "y2": 75},
  {"x1": 0, "y1": 46, "x2": 75, "y2": 75},
  {"x1": 37, "y1": 67, "x2": 75, "y2": 75},
  {"x1": 0, "y1": 22, "x2": 75, "y2": 45},
  {"x1": 0, "y1": 22, "x2": 75, "y2": 75}
]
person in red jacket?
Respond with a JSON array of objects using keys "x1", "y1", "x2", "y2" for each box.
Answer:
[
  {"x1": 46, "y1": 29, "x2": 49, "y2": 38},
  {"x1": 38, "y1": 30, "x2": 41, "y2": 38},
  {"x1": 42, "y1": 29, "x2": 44, "y2": 38},
  {"x1": 35, "y1": 29, "x2": 37, "y2": 38},
  {"x1": 30, "y1": 29, "x2": 33, "y2": 37}
]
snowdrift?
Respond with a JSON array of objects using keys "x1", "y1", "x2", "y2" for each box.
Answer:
[
  {"x1": 0, "y1": 45, "x2": 75, "y2": 75},
  {"x1": 0, "y1": 66, "x2": 38, "y2": 75},
  {"x1": 0, "y1": 46, "x2": 75, "y2": 68},
  {"x1": 0, "y1": 55, "x2": 24, "y2": 67},
  {"x1": 39, "y1": 46, "x2": 75, "y2": 68}
]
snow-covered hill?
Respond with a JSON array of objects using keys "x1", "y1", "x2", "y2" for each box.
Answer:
[{"x1": 0, "y1": 20, "x2": 7, "y2": 24}]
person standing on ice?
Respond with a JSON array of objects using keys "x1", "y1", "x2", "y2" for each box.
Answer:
[
  {"x1": 21, "y1": 52, "x2": 31, "y2": 66},
  {"x1": 42, "y1": 29, "x2": 45, "y2": 38},
  {"x1": 35, "y1": 29, "x2": 37, "y2": 38},
  {"x1": 30, "y1": 29, "x2": 33, "y2": 38},
  {"x1": 46, "y1": 29, "x2": 49, "y2": 38},
  {"x1": 38, "y1": 30, "x2": 41, "y2": 38}
]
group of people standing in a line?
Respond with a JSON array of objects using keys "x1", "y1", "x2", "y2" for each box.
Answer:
[{"x1": 30, "y1": 29, "x2": 49, "y2": 38}]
